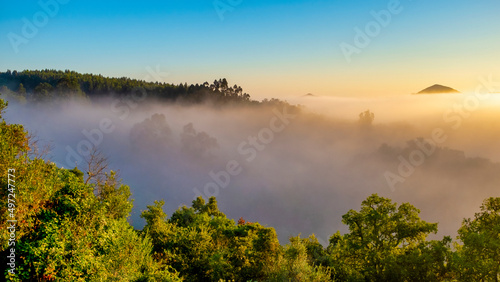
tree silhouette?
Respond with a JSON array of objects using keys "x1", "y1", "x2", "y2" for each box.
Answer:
[{"x1": 358, "y1": 110, "x2": 374, "y2": 128}]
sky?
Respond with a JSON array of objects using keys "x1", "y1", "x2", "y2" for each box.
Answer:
[{"x1": 1, "y1": 0, "x2": 499, "y2": 99}]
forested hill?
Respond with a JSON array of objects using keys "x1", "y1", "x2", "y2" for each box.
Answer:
[{"x1": 0, "y1": 69, "x2": 260, "y2": 105}]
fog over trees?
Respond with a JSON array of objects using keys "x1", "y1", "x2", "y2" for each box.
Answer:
[{"x1": 1, "y1": 70, "x2": 500, "y2": 280}]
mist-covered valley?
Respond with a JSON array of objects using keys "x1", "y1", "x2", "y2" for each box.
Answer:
[
  {"x1": 4, "y1": 89, "x2": 500, "y2": 245},
  {"x1": 3, "y1": 0, "x2": 500, "y2": 278}
]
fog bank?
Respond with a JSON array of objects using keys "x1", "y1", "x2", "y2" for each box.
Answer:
[{"x1": 4, "y1": 93, "x2": 500, "y2": 244}]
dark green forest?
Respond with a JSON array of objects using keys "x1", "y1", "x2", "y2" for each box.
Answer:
[
  {"x1": 0, "y1": 69, "x2": 258, "y2": 106},
  {"x1": 1, "y1": 71, "x2": 500, "y2": 281}
]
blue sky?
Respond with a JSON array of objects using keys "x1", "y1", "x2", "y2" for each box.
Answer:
[{"x1": 1, "y1": 0, "x2": 499, "y2": 98}]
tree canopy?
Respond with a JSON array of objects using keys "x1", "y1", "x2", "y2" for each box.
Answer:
[{"x1": 0, "y1": 69, "x2": 255, "y2": 106}]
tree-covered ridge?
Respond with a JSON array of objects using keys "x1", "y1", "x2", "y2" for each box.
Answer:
[
  {"x1": 0, "y1": 69, "x2": 255, "y2": 105},
  {"x1": 1, "y1": 97, "x2": 500, "y2": 281}
]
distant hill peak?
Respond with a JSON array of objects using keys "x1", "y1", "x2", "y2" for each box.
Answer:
[
  {"x1": 416, "y1": 84, "x2": 460, "y2": 94},
  {"x1": 302, "y1": 93, "x2": 317, "y2": 97}
]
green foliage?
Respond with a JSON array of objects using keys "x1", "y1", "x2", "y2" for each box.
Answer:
[
  {"x1": 0, "y1": 86, "x2": 26, "y2": 104},
  {"x1": 33, "y1": 82, "x2": 54, "y2": 101},
  {"x1": 455, "y1": 197, "x2": 500, "y2": 281},
  {"x1": 0, "y1": 97, "x2": 179, "y2": 281},
  {"x1": 140, "y1": 197, "x2": 334, "y2": 281},
  {"x1": 96, "y1": 171, "x2": 134, "y2": 220},
  {"x1": 141, "y1": 196, "x2": 283, "y2": 281},
  {"x1": 266, "y1": 235, "x2": 332, "y2": 281},
  {"x1": 0, "y1": 97, "x2": 6, "y2": 118},
  {"x1": 389, "y1": 236, "x2": 453, "y2": 281},
  {"x1": 17, "y1": 83, "x2": 26, "y2": 95},
  {"x1": 327, "y1": 194, "x2": 447, "y2": 281},
  {"x1": 3, "y1": 166, "x2": 169, "y2": 281},
  {"x1": 68, "y1": 166, "x2": 84, "y2": 181}
]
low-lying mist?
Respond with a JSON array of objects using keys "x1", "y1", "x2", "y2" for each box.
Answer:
[{"x1": 4, "y1": 92, "x2": 500, "y2": 245}]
